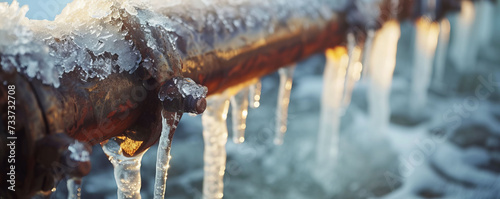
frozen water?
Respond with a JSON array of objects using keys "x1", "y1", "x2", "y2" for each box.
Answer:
[
  {"x1": 449, "y1": 1, "x2": 474, "y2": 72},
  {"x1": 202, "y1": 95, "x2": 230, "y2": 199},
  {"x1": 367, "y1": 20, "x2": 400, "y2": 134},
  {"x1": 102, "y1": 137, "x2": 145, "y2": 199},
  {"x1": 316, "y1": 47, "x2": 348, "y2": 168},
  {"x1": 361, "y1": 29, "x2": 374, "y2": 79},
  {"x1": 249, "y1": 80, "x2": 262, "y2": 109},
  {"x1": 230, "y1": 87, "x2": 250, "y2": 144},
  {"x1": 341, "y1": 32, "x2": 363, "y2": 113},
  {"x1": 432, "y1": 19, "x2": 450, "y2": 89},
  {"x1": 67, "y1": 178, "x2": 82, "y2": 199},
  {"x1": 68, "y1": 141, "x2": 91, "y2": 162},
  {"x1": 274, "y1": 65, "x2": 296, "y2": 145},
  {"x1": 410, "y1": 18, "x2": 439, "y2": 115},
  {"x1": 0, "y1": 1, "x2": 60, "y2": 87},
  {"x1": 154, "y1": 111, "x2": 182, "y2": 199}
]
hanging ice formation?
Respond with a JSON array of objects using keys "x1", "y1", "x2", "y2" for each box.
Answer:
[
  {"x1": 154, "y1": 111, "x2": 182, "y2": 199},
  {"x1": 316, "y1": 47, "x2": 349, "y2": 167},
  {"x1": 410, "y1": 18, "x2": 439, "y2": 115},
  {"x1": 367, "y1": 20, "x2": 401, "y2": 134},
  {"x1": 433, "y1": 19, "x2": 450, "y2": 89},
  {"x1": 102, "y1": 137, "x2": 146, "y2": 199},
  {"x1": 249, "y1": 80, "x2": 262, "y2": 109},
  {"x1": 67, "y1": 178, "x2": 82, "y2": 199},
  {"x1": 230, "y1": 87, "x2": 250, "y2": 144},
  {"x1": 66, "y1": 141, "x2": 90, "y2": 199},
  {"x1": 361, "y1": 29, "x2": 375, "y2": 79},
  {"x1": 274, "y1": 65, "x2": 296, "y2": 145},
  {"x1": 202, "y1": 95, "x2": 231, "y2": 199},
  {"x1": 154, "y1": 77, "x2": 207, "y2": 198},
  {"x1": 340, "y1": 32, "x2": 363, "y2": 113},
  {"x1": 449, "y1": 1, "x2": 474, "y2": 72}
]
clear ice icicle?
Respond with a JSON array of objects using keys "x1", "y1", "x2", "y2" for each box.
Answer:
[
  {"x1": 433, "y1": 19, "x2": 450, "y2": 89},
  {"x1": 102, "y1": 138, "x2": 146, "y2": 199},
  {"x1": 316, "y1": 47, "x2": 349, "y2": 167},
  {"x1": 341, "y1": 32, "x2": 363, "y2": 112},
  {"x1": 154, "y1": 111, "x2": 182, "y2": 199},
  {"x1": 361, "y1": 29, "x2": 375, "y2": 79},
  {"x1": 67, "y1": 178, "x2": 82, "y2": 199},
  {"x1": 410, "y1": 18, "x2": 439, "y2": 115},
  {"x1": 249, "y1": 80, "x2": 262, "y2": 109},
  {"x1": 449, "y1": 1, "x2": 474, "y2": 72},
  {"x1": 230, "y1": 87, "x2": 250, "y2": 144},
  {"x1": 202, "y1": 95, "x2": 230, "y2": 199},
  {"x1": 274, "y1": 65, "x2": 296, "y2": 145},
  {"x1": 367, "y1": 20, "x2": 401, "y2": 134}
]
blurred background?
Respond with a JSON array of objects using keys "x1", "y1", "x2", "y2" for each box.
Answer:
[{"x1": 4, "y1": 0, "x2": 500, "y2": 198}]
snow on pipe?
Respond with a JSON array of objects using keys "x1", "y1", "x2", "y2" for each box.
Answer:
[
  {"x1": 316, "y1": 47, "x2": 349, "y2": 167},
  {"x1": 202, "y1": 95, "x2": 231, "y2": 199},
  {"x1": 274, "y1": 65, "x2": 297, "y2": 145},
  {"x1": 367, "y1": 20, "x2": 401, "y2": 134},
  {"x1": 410, "y1": 18, "x2": 440, "y2": 115},
  {"x1": 230, "y1": 87, "x2": 250, "y2": 144}
]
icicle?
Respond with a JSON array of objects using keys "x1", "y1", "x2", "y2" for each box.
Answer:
[
  {"x1": 410, "y1": 18, "x2": 439, "y2": 115},
  {"x1": 249, "y1": 80, "x2": 262, "y2": 109},
  {"x1": 102, "y1": 138, "x2": 146, "y2": 199},
  {"x1": 367, "y1": 20, "x2": 401, "y2": 134},
  {"x1": 361, "y1": 29, "x2": 375, "y2": 79},
  {"x1": 316, "y1": 47, "x2": 349, "y2": 167},
  {"x1": 433, "y1": 19, "x2": 450, "y2": 89},
  {"x1": 230, "y1": 87, "x2": 249, "y2": 144},
  {"x1": 154, "y1": 111, "x2": 182, "y2": 199},
  {"x1": 274, "y1": 65, "x2": 296, "y2": 145},
  {"x1": 449, "y1": 1, "x2": 474, "y2": 72},
  {"x1": 341, "y1": 32, "x2": 363, "y2": 112},
  {"x1": 202, "y1": 95, "x2": 230, "y2": 199},
  {"x1": 67, "y1": 178, "x2": 82, "y2": 199}
]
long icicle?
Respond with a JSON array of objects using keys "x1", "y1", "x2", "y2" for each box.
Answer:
[
  {"x1": 154, "y1": 111, "x2": 182, "y2": 199},
  {"x1": 410, "y1": 18, "x2": 440, "y2": 115},
  {"x1": 202, "y1": 95, "x2": 231, "y2": 199},
  {"x1": 341, "y1": 32, "x2": 363, "y2": 113},
  {"x1": 249, "y1": 80, "x2": 262, "y2": 109},
  {"x1": 67, "y1": 178, "x2": 82, "y2": 199},
  {"x1": 316, "y1": 47, "x2": 349, "y2": 167},
  {"x1": 361, "y1": 29, "x2": 375, "y2": 79},
  {"x1": 368, "y1": 20, "x2": 401, "y2": 134},
  {"x1": 102, "y1": 138, "x2": 146, "y2": 199},
  {"x1": 274, "y1": 65, "x2": 296, "y2": 145},
  {"x1": 433, "y1": 19, "x2": 450, "y2": 89},
  {"x1": 230, "y1": 87, "x2": 250, "y2": 144}
]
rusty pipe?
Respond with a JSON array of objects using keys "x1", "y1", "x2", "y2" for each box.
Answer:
[{"x1": 0, "y1": 0, "x2": 464, "y2": 197}]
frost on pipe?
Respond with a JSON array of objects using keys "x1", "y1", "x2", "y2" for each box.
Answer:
[
  {"x1": 274, "y1": 65, "x2": 296, "y2": 145},
  {"x1": 316, "y1": 47, "x2": 348, "y2": 168},
  {"x1": 367, "y1": 20, "x2": 400, "y2": 134},
  {"x1": 102, "y1": 138, "x2": 146, "y2": 199},
  {"x1": 202, "y1": 95, "x2": 230, "y2": 199},
  {"x1": 230, "y1": 87, "x2": 250, "y2": 144}
]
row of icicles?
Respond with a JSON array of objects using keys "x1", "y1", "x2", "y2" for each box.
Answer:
[{"x1": 62, "y1": 1, "x2": 490, "y2": 198}]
